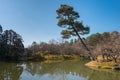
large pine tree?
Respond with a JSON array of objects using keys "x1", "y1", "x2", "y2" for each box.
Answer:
[{"x1": 56, "y1": 4, "x2": 91, "y2": 53}]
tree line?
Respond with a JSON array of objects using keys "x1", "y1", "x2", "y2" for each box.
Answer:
[
  {"x1": 0, "y1": 24, "x2": 120, "y2": 61},
  {"x1": 26, "y1": 31, "x2": 120, "y2": 62},
  {"x1": 86, "y1": 31, "x2": 120, "y2": 62}
]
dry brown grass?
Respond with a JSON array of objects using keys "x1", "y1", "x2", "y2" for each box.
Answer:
[
  {"x1": 85, "y1": 55, "x2": 117, "y2": 69},
  {"x1": 43, "y1": 54, "x2": 81, "y2": 60}
]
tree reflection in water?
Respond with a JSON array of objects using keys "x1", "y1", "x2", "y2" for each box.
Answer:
[
  {"x1": 0, "y1": 62, "x2": 23, "y2": 80},
  {"x1": 20, "y1": 60, "x2": 89, "y2": 80},
  {"x1": 0, "y1": 60, "x2": 120, "y2": 80}
]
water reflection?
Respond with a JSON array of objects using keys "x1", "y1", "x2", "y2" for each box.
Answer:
[
  {"x1": 0, "y1": 60, "x2": 120, "y2": 80},
  {"x1": 20, "y1": 60, "x2": 89, "y2": 80},
  {"x1": 0, "y1": 62, "x2": 23, "y2": 80}
]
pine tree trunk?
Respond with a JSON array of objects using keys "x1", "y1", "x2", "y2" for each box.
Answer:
[{"x1": 72, "y1": 26, "x2": 94, "y2": 60}]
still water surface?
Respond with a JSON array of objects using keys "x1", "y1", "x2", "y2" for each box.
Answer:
[{"x1": 0, "y1": 60, "x2": 120, "y2": 80}]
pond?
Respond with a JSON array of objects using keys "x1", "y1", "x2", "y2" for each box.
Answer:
[{"x1": 0, "y1": 60, "x2": 120, "y2": 80}]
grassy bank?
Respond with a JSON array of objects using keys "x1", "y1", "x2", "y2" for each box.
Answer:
[
  {"x1": 85, "y1": 61, "x2": 114, "y2": 69},
  {"x1": 27, "y1": 54, "x2": 81, "y2": 61},
  {"x1": 43, "y1": 54, "x2": 81, "y2": 60}
]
